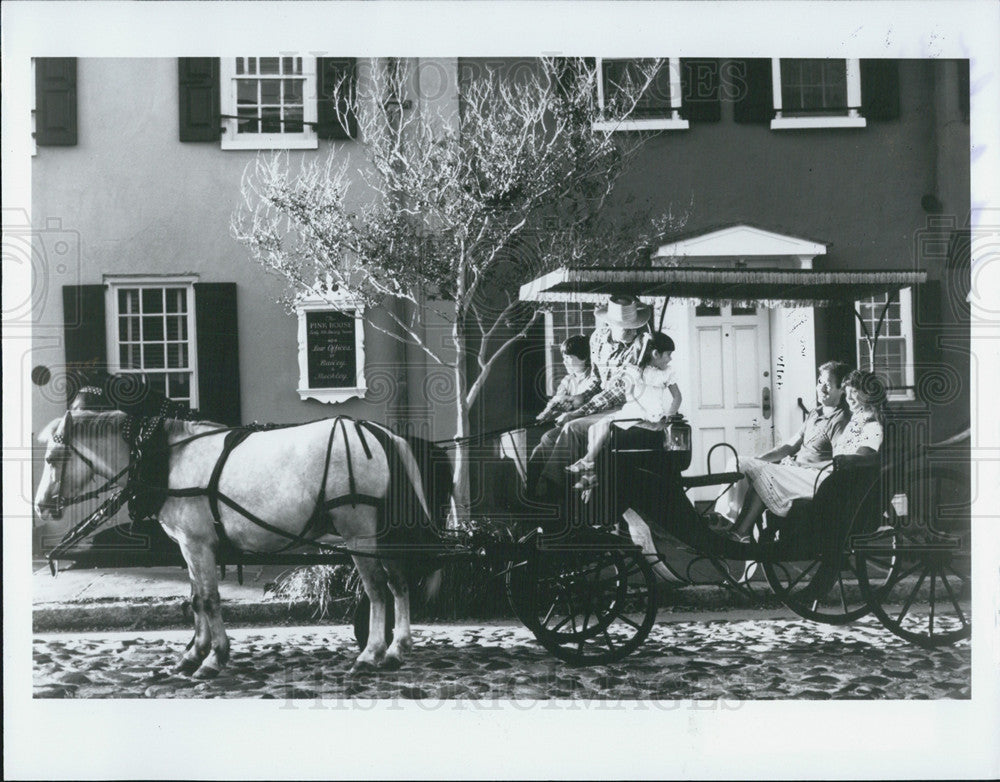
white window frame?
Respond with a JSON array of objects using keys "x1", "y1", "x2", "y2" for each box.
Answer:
[
  {"x1": 855, "y1": 287, "x2": 915, "y2": 401},
  {"x1": 220, "y1": 56, "x2": 318, "y2": 150},
  {"x1": 30, "y1": 59, "x2": 37, "y2": 157},
  {"x1": 105, "y1": 275, "x2": 200, "y2": 408},
  {"x1": 295, "y1": 289, "x2": 367, "y2": 404},
  {"x1": 592, "y1": 57, "x2": 689, "y2": 132},
  {"x1": 771, "y1": 58, "x2": 867, "y2": 130}
]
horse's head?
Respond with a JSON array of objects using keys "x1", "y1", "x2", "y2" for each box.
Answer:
[{"x1": 35, "y1": 411, "x2": 114, "y2": 521}]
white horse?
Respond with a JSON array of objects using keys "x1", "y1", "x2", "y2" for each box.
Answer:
[{"x1": 35, "y1": 410, "x2": 449, "y2": 678}]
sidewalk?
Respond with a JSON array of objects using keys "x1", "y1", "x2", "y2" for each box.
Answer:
[
  {"x1": 33, "y1": 561, "x2": 772, "y2": 632},
  {"x1": 32, "y1": 561, "x2": 325, "y2": 632}
]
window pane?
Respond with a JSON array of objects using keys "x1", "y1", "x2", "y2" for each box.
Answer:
[
  {"x1": 165, "y1": 288, "x2": 186, "y2": 313},
  {"x1": 167, "y1": 372, "x2": 191, "y2": 401},
  {"x1": 732, "y1": 305, "x2": 757, "y2": 316},
  {"x1": 167, "y1": 343, "x2": 189, "y2": 369},
  {"x1": 143, "y1": 315, "x2": 164, "y2": 341},
  {"x1": 142, "y1": 288, "x2": 163, "y2": 313},
  {"x1": 237, "y1": 107, "x2": 259, "y2": 134},
  {"x1": 236, "y1": 58, "x2": 245, "y2": 75},
  {"x1": 283, "y1": 106, "x2": 303, "y2": 134},
  {"x1": 147, "y1": 373, "x2": 167, "y2": 394},
  {"x1": 247, "y1": 58, "x2": 257, "y2": 75},
  {"x1": 261, "y1": 107, "x2": 281, "y2": 133},
  {"x1": 284, "y1": 78, "x2": 303, "y2": 104},
  {"x1": 781, "y1": 58, "x2": 848, "y2": 113},
  {"x1": 237, "y1": 80, "x2": 257, "y2": 105},
  {"x1": 144, "y1": 343, "x2": 165, "y2": 369},
  {"x1": 259, "y1": 57, "x2": 279, "y2": 75},
  {"x1": 166, "y1": 315, "x2": 187, "y2": 341},
  {"x1": 260, "y1": 80, "x2": 281, "y2": 105},
  {"x1": 603, "y1": 59, "x2": 671, "y2": 118},
  {"x1": 119, "y1": 288, "x2": 139, "y2": 313},
  {"x1": 696, "y1": 305, "x2": 721, "y2": 317}
]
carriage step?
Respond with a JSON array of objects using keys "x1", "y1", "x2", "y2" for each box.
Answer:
[{"x1": 680, "y1": 472, "x2": 744, "y2": 488}]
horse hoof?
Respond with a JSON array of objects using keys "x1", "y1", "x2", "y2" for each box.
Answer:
[
  {"x1": 192, "y1": 663, "x2": 221, "y2": 680},
  {"x1": 381, "y1": 655, "x2": 403, "y2": 671},
  {"x1": 350, "y1": 659, "x2": 378, "y2": 675},
  {"x1": 175, "y1": 656, "x2": 202, "y2": 675}
]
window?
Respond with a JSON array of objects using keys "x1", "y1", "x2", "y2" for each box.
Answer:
[
  {"x1": 220, "y1": 56, "x2": 318, "y2": 150},
  {"x1": 771, "y1": 58, "x2": 866, "y2": 129},
  {"x1": 106, "y1": 277, "x2": 199, "y2": 408},
  {"x1": 544, "y1": 303, "x2": 597, "y2": 395},
  {"x1": 593, "y1": 58, "x2": 689, "y2": 131},
  {"x1": 296, "y1": 289, "x2": 367, "y2": 404},
  {"x1": 855, "y1": 289, "x2": 914, "y2": 400}
]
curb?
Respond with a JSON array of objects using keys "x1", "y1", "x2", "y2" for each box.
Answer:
[{"x1": 32, "y1": 585, "x2": 790, "y2": 632}]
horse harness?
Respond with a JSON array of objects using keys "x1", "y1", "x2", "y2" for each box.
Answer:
[
  {"x1": 49, "y1": 414, "x2": 395, "y2": 562},
  {"x1": 152, "y1": 416, "x2": 388, "y2": 554}
]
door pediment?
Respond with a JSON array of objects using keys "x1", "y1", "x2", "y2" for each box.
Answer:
[{"x1": 654, "y1": 223, "x2": 829, "y2": 269}]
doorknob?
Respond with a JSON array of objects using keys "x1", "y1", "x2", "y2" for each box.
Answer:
[{"x1": 761, "y1": 387, "x2": 772, "y2": 420}]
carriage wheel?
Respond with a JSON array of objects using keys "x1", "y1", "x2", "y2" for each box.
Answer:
[
  {"x1": 352, "y1": 594, "x2": 394, "y2": 650},
  {"x1": 507, "y1": 535, "x2": 657, "y2": 666},
  {"x1": 856, "y1": 466, "x2": 971, "y2": 648},
  {"x1": 857, "y1": 529, "x2": 971, "y2": 648},
  {"x1": 761, "y1": 524, "x2": 896, "y2": 625}
]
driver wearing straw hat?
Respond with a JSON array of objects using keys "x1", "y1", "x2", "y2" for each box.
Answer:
[{"x1": 528, "y1": 295, "x2": 651, "y2": 499}]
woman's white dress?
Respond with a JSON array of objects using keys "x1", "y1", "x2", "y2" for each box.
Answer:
[{"x1": 742, "y1": 411, "x2": 883, "y2": 517}]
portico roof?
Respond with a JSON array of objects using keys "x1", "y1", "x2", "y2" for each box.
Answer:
[{"x1": 519, "y1": 267, "x2": 928, "y2": 306}]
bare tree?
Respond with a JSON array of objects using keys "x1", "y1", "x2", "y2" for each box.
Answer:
[{"x1": 234, "y1": 57, "x2": 684, "y2": 522}]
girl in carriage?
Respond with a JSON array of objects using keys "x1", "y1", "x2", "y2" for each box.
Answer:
[{"x1": 566, "y1": 331, "x2": 682, "y2": 486}]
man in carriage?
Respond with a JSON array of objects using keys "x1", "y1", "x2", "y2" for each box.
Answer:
[{"x1": 527, "y1": 294, "x2": 652, "y2": 502}]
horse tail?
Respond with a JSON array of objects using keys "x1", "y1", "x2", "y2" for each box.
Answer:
[
  {"x1": 361, "y1": 424, "x2": 452, "y2": 571},
  {"x1": 384, "y1": 431, "x2": 453, "y2": 604}
]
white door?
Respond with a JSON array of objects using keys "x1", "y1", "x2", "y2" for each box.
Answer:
[{"x1": 688, "y1": 304, "x2": 774, "y2": 499}]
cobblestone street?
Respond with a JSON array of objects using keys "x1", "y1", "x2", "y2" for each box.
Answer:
[{"x1": 34, "y1": 612, "x2": 970, "y2": 700}]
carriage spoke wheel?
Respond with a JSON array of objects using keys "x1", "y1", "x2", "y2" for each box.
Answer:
[
  {"x1": 508, "y1": 539, "x2": 657, "y2": 666},
  {"x1": 857, "y1": 529, "x2": 971, "y2": 648},
  {"x1": 856, "y1": 465, "x2": 971, "y2": 648},
  {"x1": 760, "y1": 523, "x2": 897, "y2": 625}
]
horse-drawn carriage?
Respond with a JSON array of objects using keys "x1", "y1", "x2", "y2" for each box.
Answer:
[{"x1": 35, "y1": 268, "x2": 971, "y2": 673}]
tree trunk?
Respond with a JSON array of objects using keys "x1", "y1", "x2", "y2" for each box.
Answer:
[{"x1": 451, "y1": 356, "x2": 472, "y2": 527}]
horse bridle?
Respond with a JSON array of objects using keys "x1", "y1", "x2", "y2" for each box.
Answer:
[{"x1": 47, "y1": 412, "x2": 129, "y2": 514}]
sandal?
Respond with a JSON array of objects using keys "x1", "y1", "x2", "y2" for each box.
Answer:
[
  {"x1": 566, "y1": 459, "x2": 594, "y2": 474},
  {"x1": 573, "y1": 472, "x2": 598, "y2": 490}
]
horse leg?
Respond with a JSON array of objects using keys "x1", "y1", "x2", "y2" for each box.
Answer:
[
  {"x1": 175, "y1": 582, "x2": 211, "y2": 674},
  {"x1": 350, "y1": 554, "x2": 389, "y2": 672},
  {"x1": 381, "y1": 564, "x2": 412, "y2": 670},
  {"x1": 178, "y1": 537, "x2": 230, "y2": 679}
]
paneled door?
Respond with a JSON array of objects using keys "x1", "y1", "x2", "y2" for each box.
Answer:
[{"x1": 687, "y1": 304, "x2": 774, "y2": 500}]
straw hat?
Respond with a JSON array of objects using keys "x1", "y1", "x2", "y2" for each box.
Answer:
[{"x1": 594, "y1": 295, "x2": 652, "y2": 329}]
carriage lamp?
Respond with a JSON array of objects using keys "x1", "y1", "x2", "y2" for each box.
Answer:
[{"x1": 664, "y1": 415, "x2": 692, "y2": 472}]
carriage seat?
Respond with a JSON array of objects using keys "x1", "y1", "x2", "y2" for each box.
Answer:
[{"x1": 771, "y1": 461, "x2": 882, "y2": 544}]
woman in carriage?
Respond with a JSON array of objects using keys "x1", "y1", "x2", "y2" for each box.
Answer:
[{"x1": 723, "y1": 369, "x2": 889, "y2": 544}]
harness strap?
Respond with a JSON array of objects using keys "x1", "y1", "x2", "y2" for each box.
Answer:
[{"x1": 207, "y1": 429, "x2": 256, "y2": 523}]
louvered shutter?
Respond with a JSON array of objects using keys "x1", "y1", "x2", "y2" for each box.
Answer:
[
  {"x1": 194, "y1": 283, "x2": 241, "y2": 426},
  {"x1": 317, "y1": 58, "x2": 358, "y2": 140},
  {"x1": 733, "y1": 59, "x2": 774, "y2": 124},
  {"x1": 680, "y1": 59, "x2": 721, "y2": 122},
  {"x1": 860, "y1": 60, "x2": 900, "y2": 121},
  {"x1": 35, "y1": 58, "x2": 78, "y2": 146},
  {"x1": 178, "y1": 58, "x2": 221, "y2": 142},
  {"x1": 62, "y1": 285, "x2": 107, "y2": 404}
]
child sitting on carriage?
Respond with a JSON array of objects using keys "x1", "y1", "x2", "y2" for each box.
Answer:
[
  {"x1": 536, "y1": 335, "x2": 596, "y2": 422},
  {"x1": 566, "y1": 331, "x2": 682, "y2": 486}
]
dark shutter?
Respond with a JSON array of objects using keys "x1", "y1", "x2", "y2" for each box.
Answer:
[
  {"x1": 813, "y1": 303, "x2": 856, "y2": 370},
  {"x1": 732, "y1": 58, "x2": 774, "y2": 124},
  {"x1": 35, "y1": 58, "x2": 78, "y2": 146},
  {"x1": 178, "y1": 58, "x2": 220, "y2": 142},
  {"x1": 194, "y1": 283, "x2": 241, "y2": 426},
  {"x1": 317, "y1": 58, "x2": 357, "y2": 140},
  {"x1": 860, "y1": 60, "x2": 900, "y2": 121},
  {"x1": 957, "y1": 59, "x2": 970, "y2": 123},
  {"x1": 680, "y1": 58, "x2": 721, "y2": 122},
  {"x1": 62, "y1": 285, "x2": 107, "y2": 404}
]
